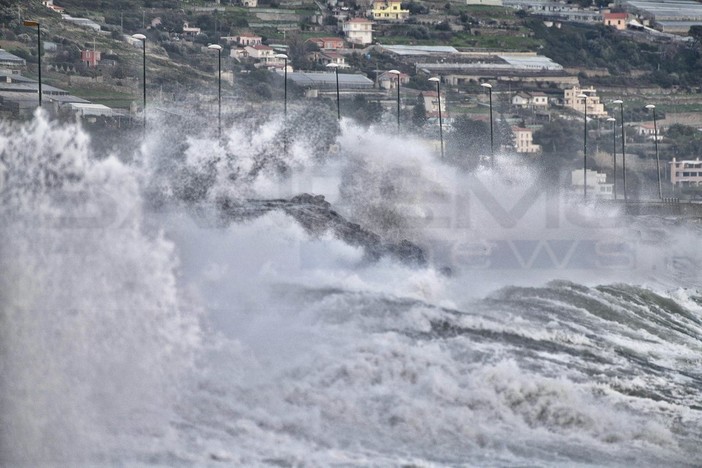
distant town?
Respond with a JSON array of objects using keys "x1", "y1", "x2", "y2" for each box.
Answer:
[{"x1": 5, "y1": 0, "x2": 702, "y2": 202}]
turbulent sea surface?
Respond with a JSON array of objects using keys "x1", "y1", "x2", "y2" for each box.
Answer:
[{"x1": 1, "y1": 114, "x2": 702, "y2": 467}]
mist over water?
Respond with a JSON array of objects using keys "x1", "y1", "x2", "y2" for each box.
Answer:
[{"x1": 1, "y1": 111, "x2": 701, "y2": 466}]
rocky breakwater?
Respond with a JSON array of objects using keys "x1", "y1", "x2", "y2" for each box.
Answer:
[{"x1": 217, "y1": 193, "x2": 426, "y2": 266}]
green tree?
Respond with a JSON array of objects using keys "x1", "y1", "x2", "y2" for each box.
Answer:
[
  {"x1": 412, "y1": 94, "x2": 427, "y2": 129},
  {"x1": 533, "y1": 118, "x2": 582, "y2": 158}
]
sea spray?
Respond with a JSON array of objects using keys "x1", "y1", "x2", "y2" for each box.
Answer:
[{"x1": 0, "y1": 113, "x2": 201, "y2": 464}]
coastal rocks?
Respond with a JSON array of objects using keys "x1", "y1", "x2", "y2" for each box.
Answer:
[{"x1": 217, "y1": 193, "x2": 426, "y2": 266}]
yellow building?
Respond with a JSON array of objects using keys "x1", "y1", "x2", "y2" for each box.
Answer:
[{"x1": 371, "y1": 0, "x2": 409, "y2": 22}]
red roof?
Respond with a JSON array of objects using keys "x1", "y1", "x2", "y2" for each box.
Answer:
[
  {"x1": 604, "y1": 13, "x2": 628, "y2": 20},
  {"x1": 347, "y1": 17, "x2": 372, "y2": 23}
]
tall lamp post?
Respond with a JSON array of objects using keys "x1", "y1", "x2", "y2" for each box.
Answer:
[
  {"x1": 428, "y1": 77, "x2": 444, "y2": 159},
  {"x1": 578, "y1": 93, "x2": 589, "y2": 199},
  {"x1": 24, "y1": 20, "x2": 41, "y2": 108},
  {"x1": 606, "y1": 117, "x2": 617, "y2": 200},
  {"x1": 132, "y1": 34, "x2": 147, "y2": 131},
  {"x1": 275, "y1": 54, "x2": 288, "y2": 117},
  {"x1": 481, "y1": 83, "x2": 494, "y2": 166},
  {"x1": 645, "y1": 104, "x2": 662, "y2": 200},
  {"x1": 388, "y1": 70, "x2": 401, "y2": 133},
  {"x1": 326, "y1": 63, "x2": 340, "y2": 120},
  {"x1": 612, "y1": 100, "x2": 627, "y2": 201},
  {"x1": 207, "y1": 44, "x2": 223, "y2": 139}
]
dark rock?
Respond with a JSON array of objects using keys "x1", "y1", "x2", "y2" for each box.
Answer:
[{"x1": 217, "y1": 193, "x2": 426, "y2": 266}]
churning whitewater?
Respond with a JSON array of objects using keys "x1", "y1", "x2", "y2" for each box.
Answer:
[{"x1": 1, "y1": 112, "x2": 702, "y2": 467}]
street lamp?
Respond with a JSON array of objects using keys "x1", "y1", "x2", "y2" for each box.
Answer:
[
  {"x1": 645, "y1": 104, "x2": 662, "y2": 200},
  {"x1": 208, "y1": 44, "x2": 223, "y2": 139},
  {"x1": 606, "y1": 117, "x2": 617, "y2": 200},
  {"x1": 578, "y1": 93, "x2": 589, "y2": 199},
  {"x1": 326, "y1": 63, "x2": 340, "y2": 120},
  {"x1": 388, "y1": 70, "x2": 401, "y2": 133},
  {"x1": 275, "y1": 53, "x2": 288, "y2": 117},
  {"x1": 428, "y1": 77, "x2": 444, "y2": 159},
  {"x1": 23, "y1": 20, "x2": 41, "y2": 108},
  {"x1": 612, "y1": 99, "x2": 627, "y2": 201},
  {"x1": 481, "y1": 83, "x2": 494, "y2": 166},
  {"x1": 132, "y1": 33, "x2": 147, "y2": 130}
]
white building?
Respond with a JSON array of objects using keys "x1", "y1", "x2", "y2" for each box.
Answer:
[
  {"x1": 343, "y1": 18, "x2": 374, "y2": 45},
  {"x1": 245, "y1": 45, "x2": 276, "y2": 65},
  {"x1": 512, "y1": 126, "x2": 541, "y2": 154},
  {"x1": 571, "y1": 169, "x2": 613, "y2": 199},
  {"x1": 563, "y1": 86, "x2": 608, "y2": 118},
  {"x1": 670, "y1": 158, "x2": 702, "y2": 186}
]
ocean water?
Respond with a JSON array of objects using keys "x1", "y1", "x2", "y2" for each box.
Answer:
[{"x1": 1, "y1": 113, "x2": 701, "y2": 467}]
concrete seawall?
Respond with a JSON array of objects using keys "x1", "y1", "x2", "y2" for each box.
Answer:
[{"x1": 598, "y1": 200, "x2": 702, "y2": 218}]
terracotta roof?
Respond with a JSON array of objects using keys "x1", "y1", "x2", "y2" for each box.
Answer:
[
  {"x1": 604, "y1": 13, "x2": 628, "y2": 20},
  {"x1": 347, "y1": 17, "x2": 373, "y2": 23}
]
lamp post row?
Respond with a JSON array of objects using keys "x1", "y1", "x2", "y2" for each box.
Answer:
[{"x1": 21, "y1": 20, "x2": 660, "y2": 201}]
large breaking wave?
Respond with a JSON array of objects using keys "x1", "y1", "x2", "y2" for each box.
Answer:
[{"x1": 1, "y1": 112, "x2": 701, "y2": 466}]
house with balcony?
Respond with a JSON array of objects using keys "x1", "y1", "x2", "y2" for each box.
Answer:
[
  {"x1": 670, "y1": 158, "x2": 702, "y2": 187},
  {"x1": 563, "y1": 85, "x2": 608, "y2": 118},
  {"x1": 343, "y1": 18, "x2": 374, "y2": 45},
  {"x1": 371, "y1": 0, "x2": 410, "y2": 22},
  {"x1": 512, "y1": 127, "x2": 541, "y2": 154},
  {"x1": 245, "y1": 45, "x2": 277, "y2": 66}
]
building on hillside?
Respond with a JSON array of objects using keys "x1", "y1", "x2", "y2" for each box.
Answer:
[
  {"x1": 241, "y1": 0, "x2": 258, "y2": 7},
  {"x1": 421, "y1": 90, "x2": 445, "y2": 117},
  {"x1": 0, "y1": 49, "x2": 26, "y2": 72},
  {"x1": 42, "y1": 0, "x2": 65, "y2": 13},
  {"x1": 371, "y1": 0, "x2": 410, "y2": 22},
  {"x1": 512, "y1": 126, "x2": 541, "y2": 153},
  {"x1": 622, "y1": 0, "x2": 702, "y2": 34},
  {"x1": 378, "y1": 70, "x2": 410, "y2": 89},
  {"x1": 343, "y1": 18, "x2": 374, "y2": 45},
  {"x1": 415, "y1": 52, "x2": 577, "y2": 89},
  {"x1": 563, "y1": 86, "x2": 608, "y2": 117},
  {"x1": 633, "y1": 122, "x2": 662, "y2": 140},
  {"x1": 307, "y1": 37, "x2": 345, "y2": 50},
  {"x1": 245, "y1": 45, "x2": 276, "y2": 65},
  {"x1": 228, "y1": 33, "x2": 262, "y2": 46},
  {"x1": 182, "y1": 22, "x2": 202, "y2": 36},
  {"x1": 61, "y1": 15, "x2": 101, "y2": 31},
  {"x1": 603, "y1": 12, "x2": 629, "y2": 30},
  {"x1": 571, "y1": 169, "x2": 613, "y2": 199},
  {"x1": 81, "y1": 50, "x2": 101, "y2": 68},
  {"x1": 670, "y1": 158, "x2": 702, "y2": 186},
  {"x1": 319, "y1": 51, "x2": 347, "y2": 67},
  {"x1": 512, "y1": 91, "x2": 549, "y2": 109},
  {"x1": 286, "y1": 71, "x2": 374, "y2": 90}
]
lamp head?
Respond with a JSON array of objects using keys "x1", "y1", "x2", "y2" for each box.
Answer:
[
  {"x1": 577, "y1": 93, "x2": 588, "y2": 99},
  {"x1": 606, "y1": 117, "x2": 616, "y2": 122},
  {"x1": 23, "y1": 20, "x2": 39, "y2": 27},
  {"x1": 387, "y1": 69, "x2": 401, "y2": 75},
  {"x1": 480, "y1": 83, "x2": 492, "y2": 89},
  {"x1": 326, "y1": 63, "x2": 339, "y2": 68},
  {"x1": 428, "y1": 77, "x2": 440, "y2": 83},
  {"x1": 132, "y1": 33, "x2": 146, "y2": 41},
  {"x1": 645, "y1": 104, "x2": 656, "y2": 109},
  {"x1": 612, "y1": 99, "x2": 623, "y2": 104},
  {"x1": 207, "y1": 44, "x2": 223, "y2": 51},
  {"x1": 275, "y1": 53, "x2": 288, "y2": 60}
]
